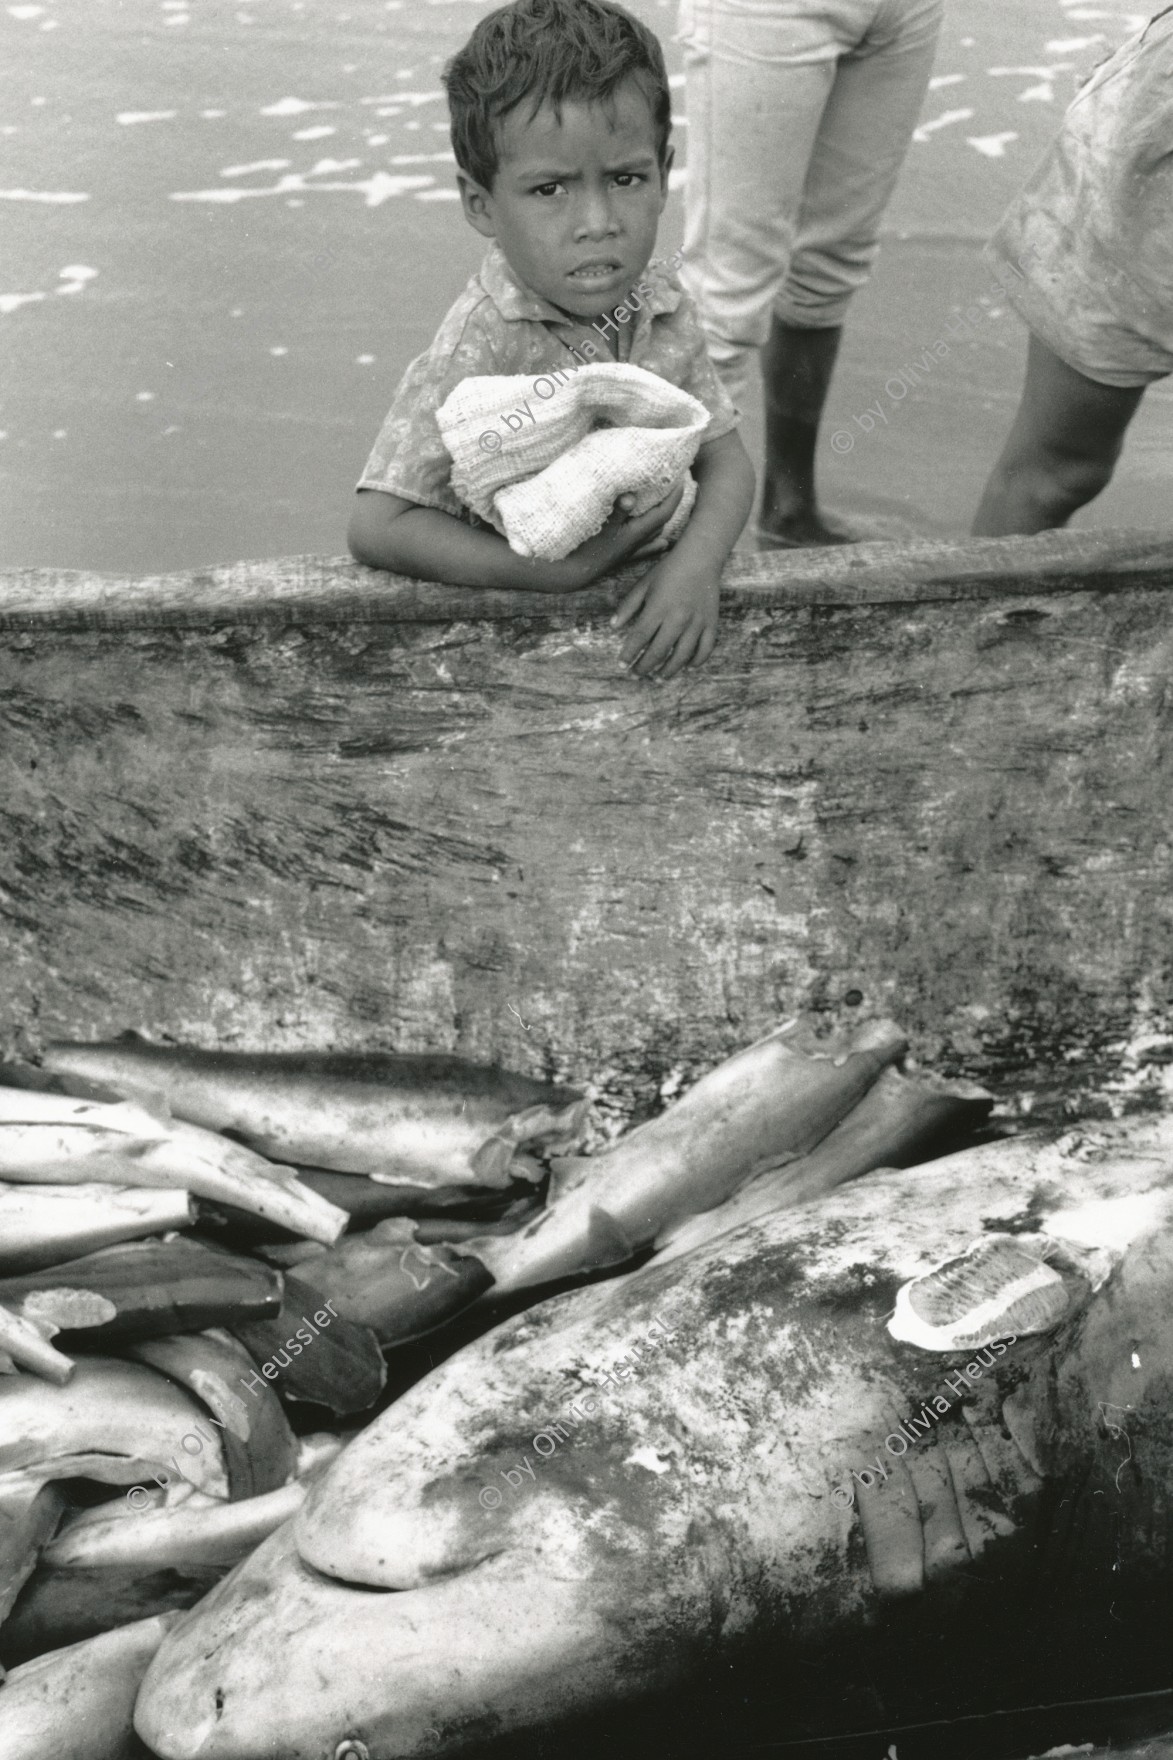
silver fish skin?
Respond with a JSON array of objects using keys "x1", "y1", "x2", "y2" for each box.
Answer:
[
  {"x1": 476, "y1": 1015, "x2": 908, "y2": 1295},
  {"x1": 277, "y1": 1219, "x2": 493, "y2": 1346},
  {"x1": 655, "y1": 1063, "x2": 992, "y2": 1262},
  {"x1": 0, "y1": 1355, "x2": 230, "y2": 1497},
  {"x1": 44, "y1": 1434, "x2": 342, "y2": 1572},
  {"x1": 0, "y1": 1611, "x2": 179, "y2": 1759},
  {"x1": 0, "y1": 1474, "x2": 63, "y2": 1626},
  {"x1": 43, "y1": 1040, "x2": 588, "y2": 1189},
  {"x1": 0, "y1": 1086, "x2": 347, "y2": 1245},
  {"x1": 0, "y1": 1181, "x2": 196, "y2": 1274},
  {"x1": 134, "y1": 1113, "x2": 1173, "y2": 1760},
  {"x1": 0, "y1": 1297, "x2": 76, "y2": 1385},
  {"x1": 44, "y1": 1479, "x2": 308, "y2": 1575}
]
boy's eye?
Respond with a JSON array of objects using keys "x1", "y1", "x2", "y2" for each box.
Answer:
[{"x1": 530, "y1": 173, "x2": 647, "y2": 197}]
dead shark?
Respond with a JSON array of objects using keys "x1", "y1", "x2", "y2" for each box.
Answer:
[{"x1": 134, "y1": 1112, "x2": 1173, "y2": 1758}]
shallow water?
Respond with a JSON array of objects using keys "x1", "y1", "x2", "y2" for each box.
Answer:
[{"x1": 0, "y1": 0, "x2": 1167, "y2": 573}]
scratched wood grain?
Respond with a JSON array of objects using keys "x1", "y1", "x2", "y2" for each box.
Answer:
[
  {"x1": 0, "y1": 527, "x2": 1172, "y2": 630},
  {"x1": 2, "y1": 531, "x2": 1172, "y2": 1130}
]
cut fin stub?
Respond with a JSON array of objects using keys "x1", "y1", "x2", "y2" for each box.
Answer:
[
  {"x1": 889, "y1": 1236, "x2": 1074, "y2": 1352},
  {"x1": 504, "y1": 1097, "x2": 592, "y2": 1152},
  {"x1": 468, "y1": 1101, "x2": 590, "y2": 1185},
  {"x1": 78, "y1": 1082, "x2": 177, "y2": 1124},
  {"x1": 469, "y1": 1135, "x2": 519, "y2": 1186},
  {"x1": 546, "y1": 1155, "x2": 593, "y2": 1204},
  {"x1": 0, "y1": 1301, "x2": 76, "y2": 1384},
  {"x1": 582, "y1": 1206, "x2": 636, "y2": 1273},
  {"x1": 50, "y1": 1073, "x2": 135, "y2": 1106},
  {"x1": 473, "y1": 1205, "x2": 637, "y2": 1286}
]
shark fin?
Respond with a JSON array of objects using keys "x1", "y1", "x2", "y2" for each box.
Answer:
[
  {"x1": 470, "y1": 1135, "x2": 516, "y2": 1185},
  {"x1": 583, "y1": 1206, "x2": 636, "y2": 1272},
  {"x1": 55, "y1": 1073, "x2": 143, "y2": 1106},
  {"x1": 547, "y1": 1155, "x2": 594, "y2": 1202},
  {"x1": 103, "y1": 1086, "x2": 177, "y2": 1130}
]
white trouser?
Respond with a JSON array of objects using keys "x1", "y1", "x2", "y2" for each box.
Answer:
[{"x1": 677, "y1": 0, "x2": 945, "y2": 405}]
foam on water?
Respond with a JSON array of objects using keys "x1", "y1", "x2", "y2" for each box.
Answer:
[
  {"x1": 987, "y1": 63, "x2": 1073, "y2": 77},
  {"x1": 2, "y1": 0, "x2": 1161, "y2": 567},
  {"x1": 170, "y1": 169, "x2": 434, "y2": 205},
  {"x1": 366, "y1": 90, "x2": 444, "y2": 107},
  {"x1": 221, "y1": 159, "x2": 290, "y2": 176},
  {"x1": 0, "y1": 188, "x2": 88, "y2": 202},
  {"x1": 1, "y1": 263, "x2": 96, "y2": 315},
  {"x1": 913, "y1": 107, "x2": 975, "y2": 142},
  {"x1": 968, "y1": 133, "x2": 1019, "y2": 157},
  {"x1": 259, "y1": 97, "x2": 338, "y2": 116}
]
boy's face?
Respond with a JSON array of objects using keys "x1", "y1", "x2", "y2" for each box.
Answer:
[{"x1": 457, "y1": 77, "x2": 672, "y2": 323}]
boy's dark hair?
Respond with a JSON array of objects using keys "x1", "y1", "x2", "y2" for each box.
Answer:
[{"x1": 442, "y1": 0, "x2": 672, "y2": 193}]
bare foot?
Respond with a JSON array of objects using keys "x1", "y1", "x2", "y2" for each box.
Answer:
[{"x1": 754, "y1": 510, "x2": 861, "y2": 550}]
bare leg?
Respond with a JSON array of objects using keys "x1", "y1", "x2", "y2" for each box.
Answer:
[
  {"x1": 758, "y1": 318, "x2": 857, "y2": 546},
  {"x1": 973, "y1": 333, "x2": 1145, "y2": 536}
]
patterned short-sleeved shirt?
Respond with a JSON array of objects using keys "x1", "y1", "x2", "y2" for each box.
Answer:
[
  {"x1": 988, "y1": 4, "x2": 1173, "y2": 388},
  {"x1": 357, "y1": 240, "x2": 740, "y2": 519}
]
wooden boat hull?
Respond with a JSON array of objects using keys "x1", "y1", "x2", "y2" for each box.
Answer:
[
  {"x1": 2, "y1": 532, "x2": 1172, "y2": 1127},
  {"x1": 3, "y1": 531, "x2": 1173, "y2": 1757}
]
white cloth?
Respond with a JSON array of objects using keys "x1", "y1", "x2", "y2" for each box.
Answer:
[{"x1": 435, "y1": 362, "x2": 709, "y2": 561}]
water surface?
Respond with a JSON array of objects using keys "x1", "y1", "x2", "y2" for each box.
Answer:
[{"x1": 1, "y1": 0, "x2": 1167, "y2": 572}]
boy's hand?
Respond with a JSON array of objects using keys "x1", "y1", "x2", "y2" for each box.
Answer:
[
  {"x1": 612, "y1": 553, "x2": 720, "y2": 679},
  {"x1": 551, "y1": 482, "x2": 686, "y2": 591}
]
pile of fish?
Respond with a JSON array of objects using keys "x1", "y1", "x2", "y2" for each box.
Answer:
[
  {"x1": 0, "y1": 1041, "x2": 597, "y2": 1675},
  {"x1": 9, "y1": 1016, "x2": 1169, "y2": 1756}
]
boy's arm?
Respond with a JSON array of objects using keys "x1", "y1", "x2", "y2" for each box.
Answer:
[
  {"x1": 348, "y1": 487, "x2": 687, "y2": 593},
  {"x1": 613, "y1": 427, "x2": 755, "y2": 679}
]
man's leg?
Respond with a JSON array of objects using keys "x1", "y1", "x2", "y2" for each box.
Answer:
[
  {"x1": 759, "y1": 319, "x2": 848, "y2": 545},
  {"x1": 676, "y1": 0, "x2": 842, "y2": 420},
  {"x1": 972, "y1": 333, "x2": 1145, "y2": 535},
  {"x1": 761, "y1": 0, "x2": 944, "y2": 545}
]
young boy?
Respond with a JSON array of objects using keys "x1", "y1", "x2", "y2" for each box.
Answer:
[
  {"x1": 348, "y1": 0, "x2": 755, "y2": 680},
  {"x1": 972, "y1": 7, "x2": 1173, "y2": 536}
]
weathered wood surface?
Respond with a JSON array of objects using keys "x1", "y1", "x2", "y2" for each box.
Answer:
[
  {"x1": 2, "y1": 531, "x2": 1172, "y2": 1130},
  {"x1": 0, "y1": 527, "x2": 1171, "y2": 629}
]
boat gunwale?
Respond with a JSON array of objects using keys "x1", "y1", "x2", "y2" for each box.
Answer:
[{"x1": 0, "y1": 528, "x2": 1170, "y2": 633}]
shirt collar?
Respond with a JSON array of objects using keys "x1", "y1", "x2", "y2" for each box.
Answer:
[{"x1": 478, "y1": 240, "x2": 683, "y2": 325}]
